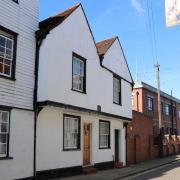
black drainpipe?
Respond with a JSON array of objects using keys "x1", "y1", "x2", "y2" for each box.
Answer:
[{"x1": 33, "y1": 29, "x2": 48, "y2": 179}]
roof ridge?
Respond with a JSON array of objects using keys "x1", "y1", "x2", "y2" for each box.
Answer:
[
  {"x1": 96, "y1": 36, "x2": 117, "y2": 45},
  {"x1": 52, "y1": 3, "x2": 81, "y2": 18},
  {"x1": 39, "y1": 3, "x2": 81, "y2": 31},
  {"x1": 96, "y1": 36, "x2": 117, "y2": 56}
]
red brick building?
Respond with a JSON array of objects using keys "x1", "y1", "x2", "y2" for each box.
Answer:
[{"x1": 133, "y1": 81, "x2": 180, "y2": 136}]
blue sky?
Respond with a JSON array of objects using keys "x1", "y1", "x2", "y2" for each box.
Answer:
[{"x1": 40, "y1": 0, "x2": 180, "y2": 98}]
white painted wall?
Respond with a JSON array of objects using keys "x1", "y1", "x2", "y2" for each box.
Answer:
[
  {"x1": 0, "y1": 0, "x2": 39, "y2": 110},
  {"x1": 102, "y1": 39, "x2": 132, "y2": 83},
  {"x1": 37, "y1": 107, "x2": 126, "y2": 171},
  {"x1": 38, "y1": 6, "x2": 132, "y2": 119},
  {"x1": 0, "y1": 109, "x2": 34, "y2": 180}
]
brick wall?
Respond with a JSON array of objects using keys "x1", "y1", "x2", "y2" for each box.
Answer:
[
  {"x1": 127, "y1": 111, "x2": 154, "y2": 164},
  {"x1": 133, "y1": 87, "x2": 180, "y2": 136},
  {"x1": 127, "y1": 110, "x2": 180, "y2": 165}
]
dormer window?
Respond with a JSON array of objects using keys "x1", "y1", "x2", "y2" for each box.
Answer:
[{"x1": 72, "y1": 52, "x2": 86, "y2": 93}]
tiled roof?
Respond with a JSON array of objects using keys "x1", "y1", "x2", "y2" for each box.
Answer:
[
  {"x1": 96, "y1": 37, "x2": 117, "y2": 56},
  {"x1": 39, "y1": 3, "x2": 81, "y2": 32}
]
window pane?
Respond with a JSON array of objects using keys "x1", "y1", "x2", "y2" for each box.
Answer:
[
  {"x1": 0, "y1": 134, "x2": 7, "y2": 143},
  {"x1": 0, "y1": 36, "x2": 5, "y2": 47},
  {"x1": 2, "y1": 112, "x2": 8, "y2": 122},
  {"x1": 0, "y1": 46, "x2": 5, "y2": 57},
  {"x1": 5, "y1": 49, "x2": 12, "y2": 60},
  {"x1": 0, "y1": 144, "x2": 6, "y2": 155},
  {"x1": 4, "y1": 64, "x2": 11, "y2": 75},
  {"x1": 1, "y1": 123, "x2": 8, "y2": 133},
  {"x1": 6, "y1": 39, "x2": 13, "y2": 50}
]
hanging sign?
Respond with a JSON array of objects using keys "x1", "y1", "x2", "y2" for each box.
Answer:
[{"x1": 165, "y1": 0, "x2": 180, "y2": 27}]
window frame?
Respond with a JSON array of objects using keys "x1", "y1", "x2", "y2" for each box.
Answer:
[
  {"x1": 63, "y1": 114, "x2": 81, "y2": 151},
  {"x1": 99, "y1": 120, "x2": 111, "y2": 149},
  {"x1": 0, "y1": 108, "x2": 10, "y2": 158},
  {"x1": 147, "y1": 96, "x2": 153, "y2": 112},
  {"x1": 72, "y1": 52, "x2": 86, "y2": 94},
  {"x1": 113, "y1": 74, "x2": 122, "y2": 105},
  {"x1": 164, "y1": 103, "x2": 170, "y2": 116},
  {"x1": 12, "y1": 0, "x2": 18, "y2": 3},
  {"x1": 0, "y1": 25, "x2": 17, "y2": 80},
  {"x1": 178, "y1": 110, "x2": 180, "y2": 119}
]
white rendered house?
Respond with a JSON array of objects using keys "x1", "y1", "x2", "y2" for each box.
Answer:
[
  {"x1": 36, "y1": 3, "x2": 133, "y2": 179},
  {"x1": 0, "y1": 0, "x2": 38, "y2": 179}
]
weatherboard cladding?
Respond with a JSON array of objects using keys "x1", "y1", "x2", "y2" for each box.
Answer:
[{"x1": 0, "y1": 0, "x2": 38, "y2": 110}]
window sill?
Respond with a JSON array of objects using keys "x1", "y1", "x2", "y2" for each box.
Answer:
[
  {"x1": 71, "y1": 88, "x2": 87, "y2": 94},
  {"x1": 99, "y1": 147, "x2": 111, "y2": 150},
  {"x1": 63, "y1": 148, "x2": 81, "y2": 152},
  {"x1": 0, "y1": 75, "x2": 16, "y2": 81},
  {"x1": 113, "y1": 102, "x2": 122, "y2": 106},
  {"x1": 0, "y1": 157, "x2": 13, "y2": 160}
]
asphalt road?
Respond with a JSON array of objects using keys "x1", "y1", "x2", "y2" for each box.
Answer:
[{"x1": 127, "y1": 160, "x2": 180, "y2": 180}]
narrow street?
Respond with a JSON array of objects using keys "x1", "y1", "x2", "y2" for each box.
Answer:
[{"x1": 128, "y1": 160, "x2": 180, "y2": 180}]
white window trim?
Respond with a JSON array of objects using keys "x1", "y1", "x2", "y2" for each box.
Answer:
[
  {"x1": 99, "y1": 121, "x2": 110, "y2": 149},
  {"x1": 63, "y1": 115, "x2": 80, "y2": 150},
  {"x1": 0, "y1": 110, "x2": 9, "y2": 157},
  {"x1": 72, "y1": 56, "x2": 85, "y2": 93},
  {"x1": 0, "y1": 34, "x2": 14, "y2": 77}
]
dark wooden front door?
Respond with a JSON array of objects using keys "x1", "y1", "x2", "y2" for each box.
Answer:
[
  {"x1": 83, "y1": 124, "x2": 91, "y2": 165},
  {"x1": 115, "y1": 130, "x2": 119, "y2": 162}
]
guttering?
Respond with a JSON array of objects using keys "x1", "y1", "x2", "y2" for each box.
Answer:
[
  {"x1": 33, "y1": 29, "x2": 49, "y2": 179},
  {"x1": 37, "y1": 100, "x2": 132, "y2": 121}
]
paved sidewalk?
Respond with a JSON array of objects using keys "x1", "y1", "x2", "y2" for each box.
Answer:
[{"x1": 55, "y1": 155, "x2": 180, "y2": 180}]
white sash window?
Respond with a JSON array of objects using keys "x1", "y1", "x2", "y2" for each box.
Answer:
[
  {"x1": 72, "y1": 53, "x2": 86, "y2": 93},
  {"x1": 99, "y1": 121, "x2": 110, "y2": 148},
  {"x1": 113, "y1": 76, "x2": 121, "y2": 105},
  {"x1": 64, "y1": 115, "x2": 80, "y2": 150},
  {"x1": 0, "y1": 32, "x2": 14, "y2": 77},
  {"x1": 0, "y1": 111, "x2": 9, "y2": 157}
]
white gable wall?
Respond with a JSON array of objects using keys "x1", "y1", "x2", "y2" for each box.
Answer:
[
  {"x1": 38, "y1": 6, "x2": 132, "y2": 119},
  {"x1": 102, "y1": 39, "x2": 132, "y2": 83}
]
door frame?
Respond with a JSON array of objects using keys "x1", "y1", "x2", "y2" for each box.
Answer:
[
  {"x1": 114, "y1": 129, "x2": 121, "y2": 163},
  {"x1": 83, "y1": 123, "x2": 92, "y2": 166}
]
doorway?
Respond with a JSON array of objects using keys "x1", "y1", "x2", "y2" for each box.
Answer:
[
  {"x1": 83, "y1": 123, "x2": 91, "y2": 165},
  {"x1": 115, "y1": 129, "x2": 120, "y2": 162}
]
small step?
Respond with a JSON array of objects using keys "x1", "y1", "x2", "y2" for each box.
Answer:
[
  {"x1": 114, "y1": 162, "x2": 124, "y2": 169},
  {"x1": 82, "y1": 166, "x2": 97, "y2": 174}
]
